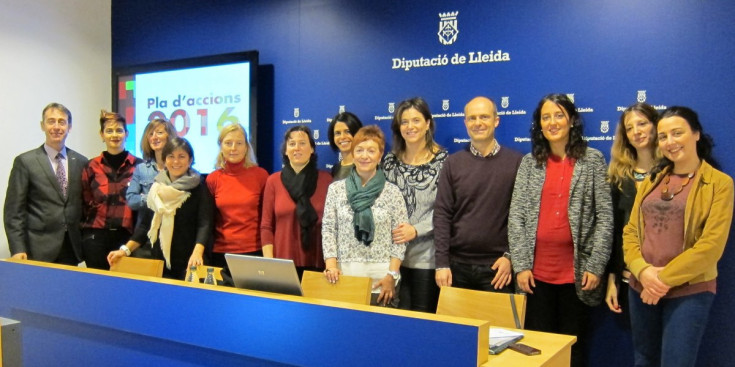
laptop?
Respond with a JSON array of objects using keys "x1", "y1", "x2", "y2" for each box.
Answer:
[{"x1": 224, "y1": 254, "x2": 303, "y2": 296}]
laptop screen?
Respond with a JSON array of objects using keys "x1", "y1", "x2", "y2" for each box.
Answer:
[{"x1": 224, "y1": 254, "x2": 303, "y2": 296}]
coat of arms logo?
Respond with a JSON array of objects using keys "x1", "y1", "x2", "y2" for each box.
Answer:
[{"x1": 438, "y1": 11, "x2": 459, "y2": 45}]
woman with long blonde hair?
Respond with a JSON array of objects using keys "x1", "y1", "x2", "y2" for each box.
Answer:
[{"x1": 605, "y1": 103, "x2": 658, "y2": 318}]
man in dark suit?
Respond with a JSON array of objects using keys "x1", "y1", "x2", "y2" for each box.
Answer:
[{"x1": 4, "y1": 102, "x2": 88, "y2": 265}]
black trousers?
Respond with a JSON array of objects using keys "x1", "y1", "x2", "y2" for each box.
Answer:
[
  {"x1": 81, "y1": 228, "x2": 132, "y2": 270},
  {"x1": 449, "y1": 259, "x2": 514, "y2": 293},
  {"x1": 525, "y1": 280, "x2": 591, "y2": 367},
  {"x1": 398, "y1": 266, "x2": 439, "y2": 313},
  {"x1": 54, "y1": 232, "x2": 80, "y2": 266}
]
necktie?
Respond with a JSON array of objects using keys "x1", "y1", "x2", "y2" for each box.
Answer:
[{"x1": 55, "y1": 153, "x2": 67, "y2": 197}]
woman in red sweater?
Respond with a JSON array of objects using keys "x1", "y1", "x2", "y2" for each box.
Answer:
[
  {"x1": 261, "y1": 125, "x2": 331, "y2": 278},
  {"x1": 206, "y1": 124, "x2": 268, "y2": 268}
]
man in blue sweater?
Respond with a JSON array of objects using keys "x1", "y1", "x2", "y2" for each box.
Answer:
[{"x1": 433, "y1": 96, "x2": 522, "y2": 292}]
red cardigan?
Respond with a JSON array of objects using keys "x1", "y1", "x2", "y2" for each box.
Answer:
[
  {"x1": 207, "y1": 163, "x2": 269, "y2": 254},
  {"x1": 260, "y1": 170, "x2": 331, "y2": 268}
]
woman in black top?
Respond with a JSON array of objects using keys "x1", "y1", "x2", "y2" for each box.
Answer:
[{"x1": 108, "y1": 137, "x2": 213, "y2": 279}]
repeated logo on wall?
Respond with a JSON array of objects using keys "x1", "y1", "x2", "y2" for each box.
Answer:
[
  {"x1": 637, "y1": 90, "x2": 647, "y2": 103},
  {"x1": 497, "y1": 96, "x2": 527, "y2": 117},
  {"x1": 616, "y1": 90, "x2": 666, "y2": 112},
  {"x1": 372, "y1": 103, "x2": 394, "y2": 122},
  {"x1": 283, "y1": 88, "x2": 663, "y2": 155},
  {"x1": 282, "y1": 107, "x2": 312, "y2": 125},
  {"x1": 600, "y1": 121, "x2": 609, "y2": 134}
]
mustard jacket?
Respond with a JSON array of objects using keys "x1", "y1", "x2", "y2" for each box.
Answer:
[{"x1": 623, "y1": 160, "x2": 734, "y2": 287}]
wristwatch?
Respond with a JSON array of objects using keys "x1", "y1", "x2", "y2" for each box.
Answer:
[
  {"x1": 119, "y1": 245, "x2": 131, "y2": 256},
  {"x1": 387, "y1": 270, "x2": 400, "y2": 281}
]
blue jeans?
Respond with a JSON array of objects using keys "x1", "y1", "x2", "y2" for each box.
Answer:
[{"x1": 628, "y1": 288, "x2": 714, "y2": 367}]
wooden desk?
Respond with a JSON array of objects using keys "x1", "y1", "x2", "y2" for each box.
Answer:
[
  {"x1": 0, "y1": 259, "x2": 574, "y2": 366},
  {"x1": 483, "y1": 328, "x2": 576, "y2": 367}
]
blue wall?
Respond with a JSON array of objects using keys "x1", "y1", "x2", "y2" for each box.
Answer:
[{"x1": 112, "y1": 1, "x2": 735, "y2": 365}]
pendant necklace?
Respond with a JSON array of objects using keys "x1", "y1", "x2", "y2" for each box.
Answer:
[{"x1": 660, "y1": 171, "x2": 695, "y2": 201}]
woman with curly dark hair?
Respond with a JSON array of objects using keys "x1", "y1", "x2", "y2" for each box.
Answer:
[
  {"x1": 509, "y1": 93, "x2": 613, "y2": 367},
  {"x1": 624, "y1": 106, "x2": 732, "y2": 367}
]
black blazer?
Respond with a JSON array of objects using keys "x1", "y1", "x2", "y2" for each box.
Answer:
[{"x1": 4, "y1": 145, "x2": 88, "y2": 262}]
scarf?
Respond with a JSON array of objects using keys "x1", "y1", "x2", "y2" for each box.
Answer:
[
  {"x1": 281, "y1": 155, "x2": 318, "y2": 251},
  {"x1": 147, "y1": 169, "x2": 201, "y2": 269},
  {"x1": 346, "y1": 167, "x2": 386, "y2": 246}
]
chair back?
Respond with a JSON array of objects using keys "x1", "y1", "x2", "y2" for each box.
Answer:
[
  {"x1": 301, "y1": 271, "x2": 372, "y2": 305},
  {"x1": 110, "y1": 257, "x2": 164, "y2": 278},
  {"x1": 436, "y1": 286, "x2": 526, "y2": 329}
]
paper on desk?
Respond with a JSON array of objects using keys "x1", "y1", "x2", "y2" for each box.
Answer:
[{"x1": 489, "y1": 327, "x2": 524, "y2": 347}]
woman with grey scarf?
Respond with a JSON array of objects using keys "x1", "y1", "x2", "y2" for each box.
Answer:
[{"x1": 108, "y1": 137, "x2": 213, "y2": 279}]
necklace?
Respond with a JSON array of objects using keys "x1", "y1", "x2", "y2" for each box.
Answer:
[
  {"x1": 632, "y1": 170, "x2": 649, "y2": 182},
  {"x1": 660, "y1": 171, "x2": 695, "y2": 201}
]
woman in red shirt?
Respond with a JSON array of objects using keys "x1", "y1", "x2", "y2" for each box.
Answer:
[
  {"x1": 509, "y1": 94, "x2": 613, "y2": 367},
  {"x1": 261, "y1": 126, "x2": 331, "y2": 278},
  {"x1": 206, "y1": 124, "x2": 268, "y2": 268}
]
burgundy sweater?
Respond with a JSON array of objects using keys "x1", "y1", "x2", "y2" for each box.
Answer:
[{"x1": 433, "y1": 147, "x2": 522, "y2": 268}]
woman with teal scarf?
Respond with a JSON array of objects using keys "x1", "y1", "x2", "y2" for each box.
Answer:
[{"x1": 322, "y1": 126, "x2": 409, "y2": 307}]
